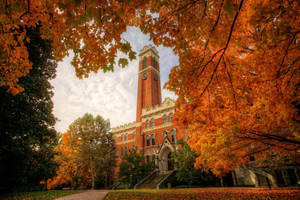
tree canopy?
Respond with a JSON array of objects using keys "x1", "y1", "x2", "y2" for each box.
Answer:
[
  {"x1": 1, "y1": 0, "x2": 299, "y2": 177},
  {"x1": 48, "y1": 113, "x2": 116, "y2": 189},
  {"x1": 0, "y1": 26, "x2": 58, "y2": 191}
]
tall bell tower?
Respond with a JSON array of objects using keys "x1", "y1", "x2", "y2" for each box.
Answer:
[{"x1": 136, "y1": 45, "x2": 162, "y2": 122}]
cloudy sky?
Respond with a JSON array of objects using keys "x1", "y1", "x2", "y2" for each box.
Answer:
[{"x1": 50, "y1": 27, "x2": 179, "y2": 133}]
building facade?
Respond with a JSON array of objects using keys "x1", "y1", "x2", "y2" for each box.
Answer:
[
  {"x1": 111, "y1": 45, "x2": 300, "y2": 187},
  {"x1": 112, "y1": 45, "x2": 185, "y2": 175}
]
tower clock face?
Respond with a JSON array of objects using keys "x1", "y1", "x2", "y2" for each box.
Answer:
[
  {"x1": 154, "y1": 74, "x2": 158, "y2": 81},
  {"x1": 142, "y1": 73, "x2": 147, "y2": 80}
]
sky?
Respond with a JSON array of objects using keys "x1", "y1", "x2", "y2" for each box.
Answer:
[{"x1": 50, "y1": 27, "x2": 179, "y2": 133}]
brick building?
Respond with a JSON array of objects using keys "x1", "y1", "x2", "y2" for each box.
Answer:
[
  {"x1": 111, "y1": 45, "x2": 185, "y2": 176},
  {"x1": 111, "y1": 45, "x2": 300, "y2": 188}
]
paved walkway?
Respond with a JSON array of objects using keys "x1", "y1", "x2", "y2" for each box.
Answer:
[{"x1": 56, "y1": 190, "x2": 109, "y2": 200}]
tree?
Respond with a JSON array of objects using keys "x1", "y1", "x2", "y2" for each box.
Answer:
[
  {"x1": 1, "y1": 0, "x2": 299, "y2": 177},
  {"x1": 171, "y1": 139, "x2": 218, "y2": 186},
  {"x1": 0, "y1": 0, "x2": 138, "y2": 94},
  {"x1": 49, "y1": 113, "x2": 116, "y2": 189},
  {"x1": 119, "y1": 147, "x2": 154, "y2": 188},
  {"x1": 0, "y1": 25, "x2": 58, "y2": 191},
  {"x1": 47, "y1": 130, "x2": 90, "y2": 189}
]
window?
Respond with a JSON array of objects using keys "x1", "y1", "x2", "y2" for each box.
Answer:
[
  {"x1": 125, "y1": 134, "x2": 128, "y2": 141},
  {"x1": 133, "y1": 132, "x2": 136, "y2": 139},
  {"x1": 171, "y1": 129, "x2": 176, "y2": 142},
  {"x1": 146, "y1": 155, "x2": 150, "y2": 163},
  {"x1": 151, "y1": 118, "x2": 155, "y2": 127},
  {"x1": 151, "y1": 134, "x2": 155, "y2": 145},
  {"x1": 153, "y1": 58, "x2": 156, "y2": 68},
  {"x1": 143, "y1": 57, "x2": 147, "y2": 68},
  {"x1": 152, "y1": 155, "x2": 156, "y2": 162},
  {"x1": 169, "y1": 113, "x2": 173, "y2": 122},
  {"x1": 121, "y1": 147, "x2": 123, "y2": 156},
  {"x1": 121, "y1": 135, "x2": 124, "y2": 142},
  {"x1": 146, "y1": 120, "x2": 149, "y2": 128},
  {"x1": 163, "y1": 115, "x2": 167, "y2": 123},
  {"x1": 146, "y1": 135, "x2": 150, "y2": 146},
  {"x1": 125, "y1": 146, "x2": 128, "y2": 155}
]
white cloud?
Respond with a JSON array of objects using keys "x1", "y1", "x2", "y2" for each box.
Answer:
[{"x1": 50, "y1": 27, "x2": 178, "y2": 133}]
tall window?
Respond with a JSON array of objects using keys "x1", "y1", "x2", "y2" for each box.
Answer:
[
  {"x1": 151, "y1": 134, "x2": 155, "y2": 145},
  {"x1": 146, "y1": 135, "x2": 150, "y2": 146},
  {"x1": 125, "y1": 146, "x2": 128, "y2": 155},
  {"x1": 133, "y1": 132, "x2": 136, "y2": 139},
  {"x1": 125, "y1": 134, "x2": 128, "y2": 141},
  {"x1": 169, "y1": 113, "x2": 173, "y2": 122},
  {"x1": 153, "y1": 58, "x2": 156, "y2": 68},
  {"x1": 152, "y1": 155, "x2": 156, "y2": 163},
  {"x1": 146, "y1": 120, "x2": 149, "y2": 128},
  {"x1": 121, "y1": 135, "x2": 124, "y2": 141},
  {"x1": 146, "y1": 155, "x2": 150, "y2": 163},
  {"x1": 171, "y1": 129, "x2": 176, "y2": 143},
  {"x1": 151, "y1": 118, "x2": 155, "y2": 127},
  {"x1": 163, "y1": 115, "x2": 167, "y2": 123},
  {"x1": 121, "y1": 147, "x2": 123, "y2": 156},
  {"x1": 143, "y1": 57, "x2": 147, "y2": 68}
]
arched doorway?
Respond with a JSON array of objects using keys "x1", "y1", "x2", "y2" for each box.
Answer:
[{"x1": 158, "y1": 146, "x2": 173, "y2": 172}]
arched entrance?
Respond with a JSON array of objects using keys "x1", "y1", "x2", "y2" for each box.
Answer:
[{"x1": 158, "y1": 146, "x2": 174, "y2": 172}]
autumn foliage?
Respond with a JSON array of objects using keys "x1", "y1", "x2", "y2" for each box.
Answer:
[
  {"x1": 1, "y1": 0, "x2": 299, "y2": 177},
  {"x1": 47, "y1": 130, "x2": 90, "y2": 189}
]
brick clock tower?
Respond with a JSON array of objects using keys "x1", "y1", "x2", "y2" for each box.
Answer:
[
  {"x1": 136, "y1": 45, "x2": 162, "y2": 151},
  {"x1": 112, "y1": 45, "x2": 182, "y2": 178},
  {"x1": 136, "y1": 45, "x2": 162, "y2": 122}
]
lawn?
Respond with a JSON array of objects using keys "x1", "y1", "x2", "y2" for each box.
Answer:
[
  {"x1": 0, "y1": 190, "x2": 84, "y2": 200},
  {"x1": 103, "y1": 187, "x2": 300, "y2": 200}
]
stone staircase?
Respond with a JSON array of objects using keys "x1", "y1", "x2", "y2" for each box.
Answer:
[{"x1": 135, "y1": 170, "x2": 174, "y2": 189}]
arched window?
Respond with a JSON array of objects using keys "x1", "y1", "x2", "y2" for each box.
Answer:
[
  {"x1": 151, "y1": 134, "x2": 155, "y2": 145},
  {"x1": 125, "y1": 146, "x2": 128, "y2": 155},
  {"x1": 151, "y1": 118, "x2": 155, "y2": 127},
  {"x1": 163, "y1": 115, "x2": 167, "y2": 123},
  {"x1": 146, "y1": 135, "x2": 150, "y2": 146},
  {"x1": 169, "y1": 113, "x2": 173, "y2": 122},
  {"x1": 121, "y1": 147, "x2": 123, "y2": 156},
  {"x1": 143, "y1": 57, "x2": 147, "y2": 68},
  {"x1": 146, "y1": 120, "x2": 149, "y2": 128},
  {"x1": 171, "y1": 129, "x2": 176, "y2": 143}
]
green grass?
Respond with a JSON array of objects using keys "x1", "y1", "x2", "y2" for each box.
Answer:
[
  {"x1": 0, "y1": 190, "x2": 84, "y2": 200},
  {"x1": 103, "y1": 188, "x2": 300, "y2": 200}
]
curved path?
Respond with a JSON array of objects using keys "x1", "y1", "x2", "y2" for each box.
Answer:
[{"x1": 56, "y1": 190, "x2": 109, "y2": 200}]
